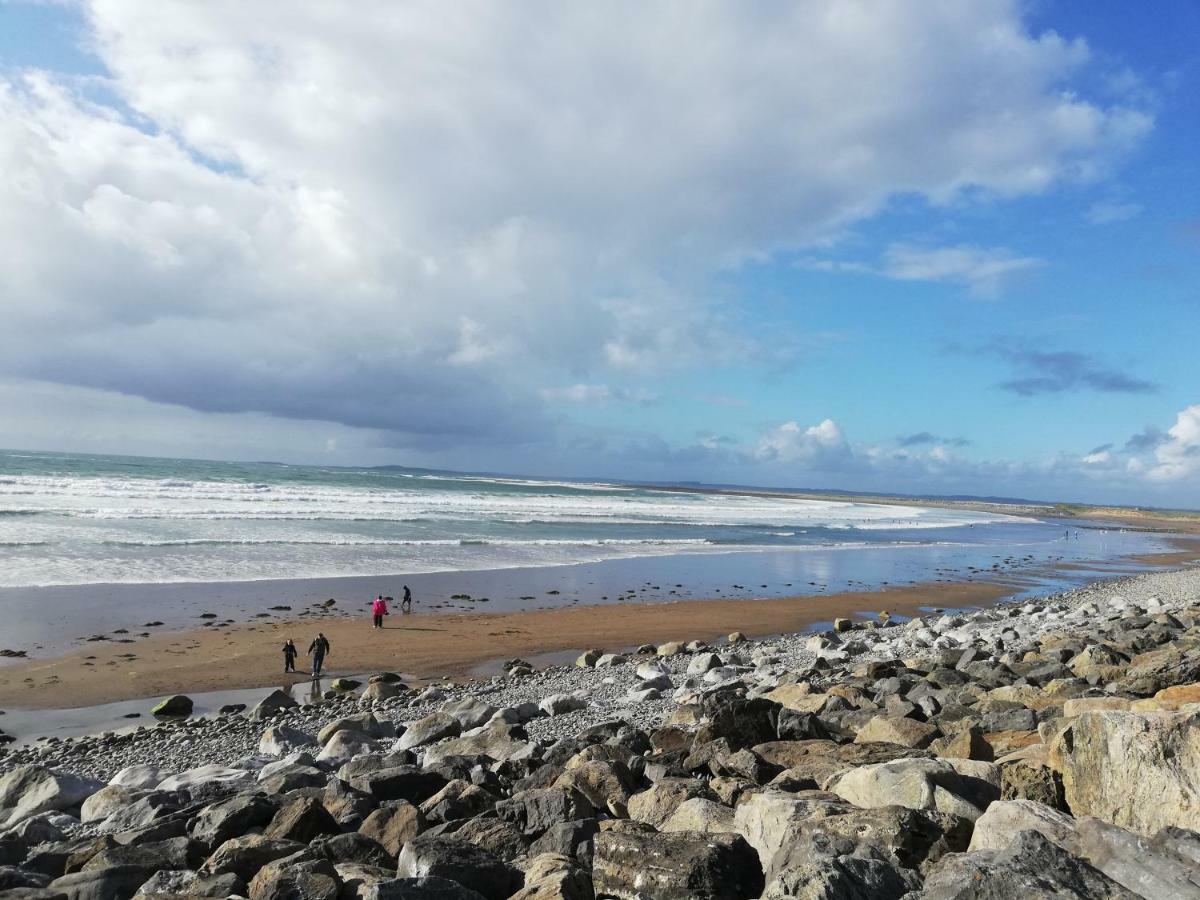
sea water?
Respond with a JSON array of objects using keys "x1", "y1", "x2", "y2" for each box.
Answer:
[{"x1": 0, "y1": 448, "x2": 1043, "y2": 588}]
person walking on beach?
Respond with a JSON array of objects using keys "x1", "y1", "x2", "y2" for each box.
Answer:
[
  {"x1": 402, "y1": 585, "x2": 412, "y2": 612},
  {"x1": 282, "y1": 639, "x2": 297, "y2": 673},
  {"x1": 372, "y1": 594, "x2": 388, "y2": 629},
  {"x1": 308, "y1": 632, "x2": 330, "y2": 676}
]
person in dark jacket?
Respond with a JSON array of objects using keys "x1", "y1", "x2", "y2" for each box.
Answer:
[
  {"x1": 282, "y1": 639, "x2": 297, "y2": 673},
  {"x1": 401, "y1": 585, "x2": 412, "y2": 612},
  {"x1": 308, "y1": 633, "x2": 331, "y2": 676}
]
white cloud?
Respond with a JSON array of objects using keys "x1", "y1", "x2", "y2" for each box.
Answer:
[
  {"x1": 755, "y1": 418, "x2": 848, "y2": 464},
  {"x1": 0, "y1": 1, "x2": 1152, "y2": 455},
  {"x1": 1148, "y1": 405, "x2": 1200, "y2": 483},
  {"x1": 881, "y1": 244, "x2": 1044, "y2": 297}
]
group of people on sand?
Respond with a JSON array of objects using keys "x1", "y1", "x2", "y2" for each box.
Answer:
[
  {"x1": 280, "y1": 586, "x2": 413, "y2": 676},
  {"x1": 281, "y1": 634, "x2": 330, "y2": 676},
  {"x1": 371, "y1": 585, "x2": 413, "y2": 627}
]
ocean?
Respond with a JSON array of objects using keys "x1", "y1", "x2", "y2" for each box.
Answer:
[{"x1": 0, "y1": 449, "x2": 1040, "y2": 589}]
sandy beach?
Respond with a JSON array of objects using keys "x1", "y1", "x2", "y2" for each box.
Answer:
[{"x1": 0, "y1": 579, "x2": 1014, "y2": 710}]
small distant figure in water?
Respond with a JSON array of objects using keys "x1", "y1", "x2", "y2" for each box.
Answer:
[
  {"x1": 309, "y1": 633, "x2": 330, "y2": 676},
  {"x1": 1065, "y1": 529, "x2": 1070, "y2": 540},
  {"x1": 282, "y1": 639, "x2": 297, "y2": 673},
  {"x1": 372, "y1": 595, "x2": 388, "y2": 629},
  {"x1": 401, "y1": 585, "x2": 412, "y2": 612}
]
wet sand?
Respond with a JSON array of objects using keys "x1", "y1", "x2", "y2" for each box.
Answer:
[{"x1": 0, "y1": 579, "x2": 1012, "y2": 710}]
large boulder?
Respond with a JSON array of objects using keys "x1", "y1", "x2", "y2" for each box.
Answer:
[
  {"x1": 260, "y1": 725, "x2": 318, "y2": 757},
  {"x1": 915, "y1": 829, "x2": 1138, "y2": 899},
  {"x1": 150, "y1": 695, "x2": 193, "y2": 717},
  {"x1": 359, "y1": 802, "x2": 424, "y2": 856},
  {"x1": 396, "y1": 713, "x2": 462, "y2": 752},
  {"x1": 201, "y1": 834, "x2": 306, "y2": 881},
  {"x1": 0, "y1": 766, "x2": 103, "y2": 828},
  {"x1": 441, "y1": 699, "x2": 498, "y2": 731},
  {"x1": 396, "y1": 835, "x2": 518, "y2": 900},
  {"x1": 157, "y1": 765, "x2": 254, "y2": 793},
  {"x1": 365, "y1": 878, "x2": 487, "y2": 899},
  {"x1": 248, "y1": 855, "x2": 341, "y2": 900},
  {"x1": 108, "y1": 765, "x2": 168, "y2": 791},
  {"x1": 318, "y1": 730, "x2": 382, "y2": 766},
  {"x1": 508, "y1": 852, "x2": 592, "y2": 900},
  {"x1": 1055, "y1": 709, "x2": 1200, "y2": 835},
  {"x1": 497, "y1": 788, "x2": 594, "y2": 838},
  {"x1": 968, "y1": 799, "x2": 1078, "y2": 852},
  {"x1": 252, "y1": 688, "x2": 300, "y2": 720},
  {"x1": 189, "y1": 793, "x2": 278, "y2": 848},
  {"x1": 628, "y1": 778, "x2": 716, "y2": 829},
  {"x1": 592, "y1": 829, "x2": 764, "y2": 899},
  {"x1": 854, "y1": 716, "x2": 939, "y2": 749},
  {"x1": 420, "y1": 723, "x2": 532, "y2": 768},
  {"x1": 264, "y1": 797, "x2": 341, "y2": 843},
  {"x1": 1071, "y1": 816, "x2": 1200, "y2": 900},
  {"x1": 824, "y1": 758, "x2": 997, "y2": 821}
]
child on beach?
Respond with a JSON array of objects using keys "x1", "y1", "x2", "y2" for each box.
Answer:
[
  {"x1": 402, "y1": 585, "x2": 412, "y2": 612},
  {"x1": 282, "y1": 639, "x2": 297, "y2": 673},
  {"x1": 308, "y1": 633, "x2": 330, "y2": 676},
  {"x1": 372, "y1": 595, "x2": 388, "y2": 628}
]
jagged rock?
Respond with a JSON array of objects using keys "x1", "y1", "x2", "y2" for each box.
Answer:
[
  {"x1": 441, "y1": 699, "x2": 498, "y2": 731},
  {"x1": 248, "y1": 854, "x2": 341, "y2": 899},
  {"x1": 332, "y1": 678, "x2": 363, "y2": 692},
  {"x1": 79, "y1": 785, "x2": 143, "y2": 824},
  {"x1": 396, "y1": 835, "x2": 518, "y2": 900},
  {"x1": 50, "y1": 865, "x2": 165, "y2": 899},
  {"x1": 157, "y1": 765, "x2": 255, "y2": 793},
  {"x1": 855, "y1": 716, "x2": 939, "y2": 749},
  {"x1": 260, "y1": 725, "x2": 318, "y2": 757},
  {"x1": 1055, "y1": 709, "x2": 1200, "y2": 835},
  {"x1": 657, "y1": 642, "x2": 685, "y2": 656},
  {"x1": 761, "y1": 830, "x2": 920, "y2": 900},
  {"x1": 362, "y1": 681, "x2": 404, "y2": 703},
  {"x1": 575, "y1": 650, "x2": 602, "y2": 668},
  {"x1": 201, "y1": 834, "x2": 306, "y2": 881},
  {"x1": 334, "y1": 862, "x2": 395, "y2": 899},
  {"x1": 397, "y1": 713, "x2": 462, "y2": 752},
  {"x1": 628, "y1": 778, "x2": 716, "y2": 829},
  {"x1": 497, "y1": 788, "x2": 594, "y2": 837},
  {"x1": 592, "y1": 829, "x2": 764, "y2": 899},
  {"x1": 420, "y1": 723, "x2": 532, "y2": 768},
  {"x1": 915, "y1": 829, "x2": 1138, "y2": 899},
  {"x1": 150, "y1": 695, "x2": 193, "y2": 717},
  {"x1": 312, "y1": 832, "x2": 392, "y2": 869},
  {"x1": 419, "y1": 780, "x2": 496, "y2": 823},
  {"x1": 318, "y1": 713, "x2": 393, "y2": 745},
  {"x1": 365, "y1": 878, "x2": 488, "y2": 899},
  {"x1": 359, "y1": 801, "x2": 424, "y2": 856},
  {"x1": 824, "y1": 758, "x2": 996, "y2": 821},
  {"x1": 189, "y1": 793, "x2": 278, "y2": 847},
  {"x1": 135, "y1": 868, "x2": 246, "y2": 897},
  {"x1": 554, "y1": 758, "x2": 634, "y2": 814},
  {"x1": 264, "y1": 797, "x2": 341, "y2": 843},
  {"x1": 539, "y1": 694, "x2": 587, "y2": 717},
  {"x1": 968, "y1": 799, "x2": 1077, "y2": 851},
  {"x1": 347, "y1": 766, "x2": 447, "y2": 804},
  {"x1": 529, "y1": 819, "x2": 600, "y2": 869},
  {"x1": 1071, "y1": 816, "x2": 1200, "y2": 900},
  {"x1": 696, "y1": 698, "x2": 780, "y2": 750},
  {"x1": 453, "y1": 817, "x2": 528, "y2": 865},
  {"x1": 931, "y1": 725, "x2": 994, "y2": 761},
  {"x1": 0, "y1": 766, "x2": 103, "y2": 828},
  {"x1": 660, "y1": 797, "x2": 736, "y2": 834},
  {"x1": 508, "y1": 852, "x2": 592, "y2": 900}
]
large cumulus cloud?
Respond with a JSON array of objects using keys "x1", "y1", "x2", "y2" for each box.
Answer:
[{"x1": 0, "y1": 0, "x2": 1150, "y2": 450}]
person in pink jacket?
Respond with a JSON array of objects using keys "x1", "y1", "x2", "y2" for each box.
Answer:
[{"x1": 371, "y1": 594, "x2": 388, "y2": 629}]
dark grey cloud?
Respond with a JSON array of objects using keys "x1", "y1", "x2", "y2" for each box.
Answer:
[
  {"x1": 1088, "y1": 443, "x2": 1114, "y2": 455},
  {"x1": 1125, "y1": 425, "x2": 1167, "y2": 451},
  {"x1": 987, "y1": 341, "x2": 1157, "y2": 397},
  {"x1": 897, "y1": 432, "x2": 971, "y2": 448}
]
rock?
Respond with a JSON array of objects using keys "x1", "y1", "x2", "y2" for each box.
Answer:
[
  {"x1": 930, "y1": 725, "x2": 994, "y2": 761},
  {"x1": 592, "y1": 829, "x2": 764, "y2": 899},
  {"x1": 854, "y1": 716, "x2": 940, "y2": 749},
  {"x1": 657, "y1": 642, "x2": 685, "y2": 657},
  {"x1": 365, "y1": 878, "x2": 488, "y2": 899},
  {"x1": 0, "y1": 766, "x2": 103, "y2": 828},
  {"x1": 189, "y1": 793, "x2": 278, "y2": 847},
  {"x1": 318, "y1": 713, "x2": 393, "y2": 745},
  {"x1": 79, "y1": 785, "x2": 143, "y2": 824},
  {"x1": 335, "y1": 862, "x2": 395, "y2": 898},
  {"x1": 252, "y1": 688, "x2": 300, "y2": 720},
  {"x1": 264, "y1": 797, "x2": 341, "y2": 843},
  {"x1": 248, "y1": 855, "x2": 341, "y2": 900},
  {"x1": 968, "y1": 799, "x2": 1078, "y2": 851},
  {"x1": 421, "y1": 723, "x2": 532, "y2": 768},
  {"x1": 346, "y1": 765, "x2": 447, "y2": 805},
  {"x1": 220, "y1": 702, "x2": 247, "y2": 714},
  {"x1": 539, "y1": 694, "x2": 587, "y2": 717},
  {"x1": 396, "y1": 713, "x2": 462, "y2": 752},
  {"x1": 509, "y1": 852, "x2": 592, "y2": 900},
  {"x1": 201, "y1": 834, "x2": 306, "y2": 881},
  {"x1": 108, "y1": 765, "x2": 168, "y2": 791},
  {"x1": 50, "y1": 866, "x2": 165, "y2": 899},
  {"x1": 916, "y1": 829, "x2": 1138, "y2": 899},
  {"x1": 396, "y1": 835, "x2": 518, "y2": 900},
  {"x1": 440, "y1": 699, "x2": 498, "y2": 731},
  {"x1": 628, "y1": 778, "x2": 716, "y2": 829},
  {"x1": 825, "y1": 758, "x2": 996, "y2": 821},
  {"x1": 728, "y1": 632, "x2": 747, "y2": 643},
  {"x1": 332, "y1": 678, "x2": 363, "y2": 692},
  {"x1": 595, "y1": 653, "x2": 627, "y2": 668},
  {"x1": 419, "y1": 780, "x2": 495, "y2": 824},
  {"x1": 575, "y1": 650, "x2": 602, "y2": 668},
  {"x1": 260, "y1": 725, "x2": 318, "y2": 757},
  {"x1": 318, "y1": 730, "x2": 381, "y2": 766},
  {"x1": 362, "y1": 681, "x2": 405, "y2": 704},
  {"x1": 529, "y1": 819, "x2": 600, "y2": 869},
  {"x1": 150, "y1": 695, "x2": 193, "y2": 717},
  {"x1": 833, "y1": 618, "x2": 853, "y2": 632},
  {"x1": 157, "y1": 765, "x2": 254, "y2": 793},
  {"x1": 359, "y1": 802, "x2": 424, "y2": 856},
  {"x1": 135, "y1": 868, "x2": 246, "y2": 897},
  {"x1": 660, "y1": 797, "x2": 737, "y2": 834},
  {"x1": 1056, "y1": 709, "x2": 1200, "y2": 835},
  {"x1": 497, "y1": 788, "x2": 594, "y2": 837},
  {"x1": 1071, "y1": 815, "x2": 1200, "y2": 900},
  {"x1": 761, "y1": 832, "x2": 919, "y2": 900},
  {"x1": 313, "y1": 832, "x2": 392, "y2": 869}
]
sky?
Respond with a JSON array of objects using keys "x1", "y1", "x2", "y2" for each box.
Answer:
[{"x1": 0, "y1": 1, "x2": 1198, "y2": 506}]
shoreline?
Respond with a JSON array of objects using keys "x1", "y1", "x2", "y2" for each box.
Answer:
[{"x1": 0, "y1": 578, "x2": 1014, "y2": 712}]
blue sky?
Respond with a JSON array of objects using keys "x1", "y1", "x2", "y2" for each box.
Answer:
[{"x1": 0, "y1": 1, "x2": 1198, "y2": 506}]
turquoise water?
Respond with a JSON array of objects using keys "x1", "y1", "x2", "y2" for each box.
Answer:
[{"x1": 0, "y1": 449, "x2": 1036, "y2": 588}]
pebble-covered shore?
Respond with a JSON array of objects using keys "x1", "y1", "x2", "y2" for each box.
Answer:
[{"x1": 0, "y1": 564, "x2": 1198, "y2": 898}]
